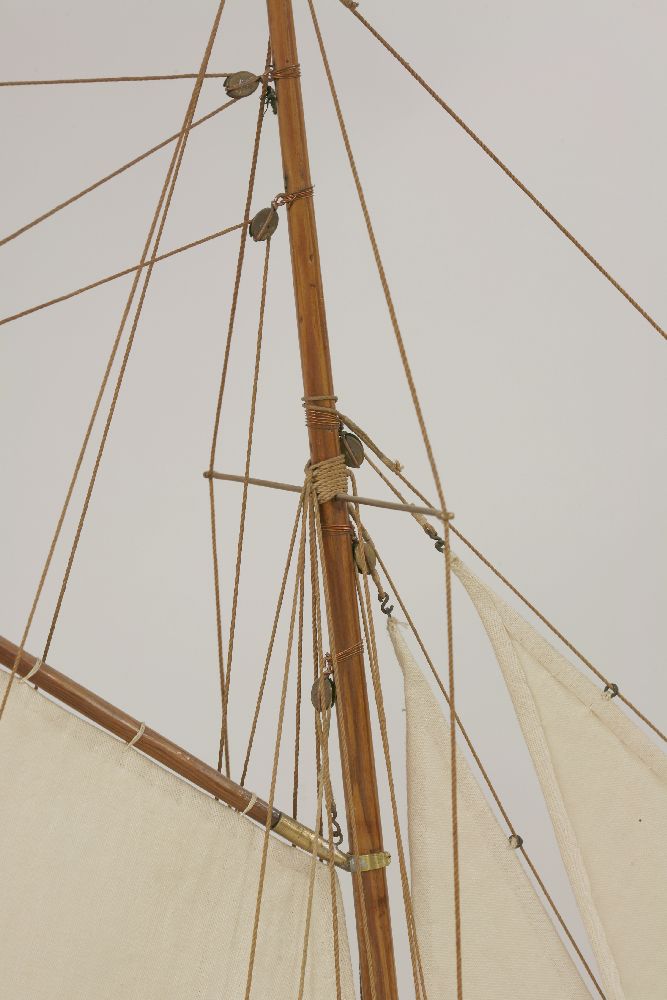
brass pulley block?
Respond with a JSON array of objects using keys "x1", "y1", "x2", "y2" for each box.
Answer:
[
  {"x1": 353, "y1": 539, "x2": 377, "y2": 574},
  {"x1": 224, "y1": 71, "x2": 260, "y2": 99},
  {"x1": 311, "y1": 675, "x2": 336, "y2": 711},
  {"x1": 249, "y1": 207, "x2": 279, "y2": 242},
  {"x1": 340, "y1": 430, "x2": 365, "y2": 468}
]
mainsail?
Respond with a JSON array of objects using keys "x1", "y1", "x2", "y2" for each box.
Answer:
[
  {"x1": 452, "y1": 556, "x2": 667, "y2": 1000},
  {"x1": 388, "y1": 618, "x2": 591, "y2": 999},
  {"x1": 0, "y1": 677, "x2": 355, "y2": 1000}
]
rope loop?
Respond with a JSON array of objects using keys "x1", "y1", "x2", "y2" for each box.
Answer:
[
  {"x1": 311, "y1": 455, "x2": 348, "y2": 504},
  {"x1": 271, "y1": 186, "x2": 314, "y2": 210},
  {"x1": 126, "y1": 720, "x2": 146, "y2": 749},
  {"x1": 21, "y1": 658, "x2": 43, "y2": 684},
  {"x1": 270, "y1": 64, "x2": 301, "y2": 80}
]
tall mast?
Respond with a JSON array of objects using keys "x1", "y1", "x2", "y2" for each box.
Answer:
[{"x1": 265, "y1": 1, "x2": 399, "y2": 995}]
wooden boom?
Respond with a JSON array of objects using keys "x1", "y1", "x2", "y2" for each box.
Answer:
[
  {"x1": 265, "y1": 0, "x2": 399, "y2": 994},
  {"x1": 0, "y1": 635, "x2": 349, "y2": 870}
]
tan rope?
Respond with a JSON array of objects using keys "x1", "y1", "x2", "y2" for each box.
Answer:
[
  {"x1": 309, "y1": 482, "x2": 378, "y2": 1000},
  {"x1": 0, "y1": 99, "x2": 238, "y2": 249},
  {"x1": 0, "y1": 222, "x2": 243, "y2": 329},
  {"x1": 348, "y1": 488, "x2": 427, "y2": 999},
  {"x1": 243, "y1": 494, "x2": 307, "y2": 1000},
  {"x1": 306, "y1": 5, "x2": 463, "y2": 991},
  {"x1": 240, "y1": 496, "x2": 305, "y2": 788},
  {"x1": 341, "y1": 4, "x2": 666, "y2": 344},
  {"x1": 270, "y1": 64, "x2": 301, "y2": 81},
  {"x1": 0, "y1": 0, "x2": 230, "y2": 727},
  {"x1": 349, "y1": 412, "x2": 666, "y2": 744},
  {"x1": 221, "y1": 237, "x2": 272, "y2": 778},
  {"x1": 311, "y1": 455, "x2": 348, "y2": 504},
  {"x1": 208, "y1": 42, "x2": 272, "y2": 776},
  {"x1": 449, "y1": 525, "x2": 666, "y2": 744},
  {"x1": 271, "y1": 185, "x2": 314, "y2": 209},
  {"x1": 293, "y1": 566, "x2": 306, "y2": 819},
  {"x1": 371, "y1": 542, "x2": 605, "y2": 999},
  {"x1": 0, "y1": 72, "x2": 234, "y2": 87}
]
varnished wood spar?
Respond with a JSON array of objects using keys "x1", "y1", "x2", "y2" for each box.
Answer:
[
  {"x1": 265, "y1": 1, "x2": 399, "y2": 995},
  {"x1": 0, "y1": 635, "x2": 348, "y2": 869}
]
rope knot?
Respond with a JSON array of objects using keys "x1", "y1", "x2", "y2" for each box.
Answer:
[{"x1": 311, "y1": 454, "x2": 348, "y2": 504}]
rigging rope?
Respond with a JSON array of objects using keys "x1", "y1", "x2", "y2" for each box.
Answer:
[
  {"x1": 347, "y1": 483, "x2": 428, "y2": 999},
  {"x1": 306, "y1": 3, "x2": 463, "y2": 992},
  {"x1": 0, "y1": 222, "x2": 244, "y2": 328},
  {"x1": 339, "y1": 3, "x2": 666, "y2": 344},
  {"x1": 369, "y1": 540, "x2": 606, "y2": 999},
  {"x1": 0, "y1": 0, "x2": 231, "y2": 727},
  {"x1": 0, "y1": 98, "x2": 239, "y2": 249},
  {"x1": 222, "y1": 236, "x2": 272, "y2": 777},
  {"x1": 0, "y1": 72, "x2": 233, "y2": 87},
  {"x1": 243, "y1": 492, "x2": 307, "y2": 1000},
  {"x1": 340, "y1": 412, "x2": 666, "y2": 744},
  {"x1": 207, "y1": 42, "x2": 272, "y2": 777}
]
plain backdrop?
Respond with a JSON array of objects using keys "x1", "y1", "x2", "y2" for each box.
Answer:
[{"x1": 1, "y1": 1, "x2": 665, "y2": 995}]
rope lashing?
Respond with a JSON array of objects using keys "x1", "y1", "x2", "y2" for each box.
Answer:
[
  {"x1": 241, "y1": 792, "x2": 258, "y2": 816},
  {"x1": 272, "y1": 185, "x2": 314, "y2": 210},
  {"x1": 126, "y1": 721, "x2": 146, "y2": 749},
  {"x1": 250, "y1": 186, "x2": 315, "y2": 241},
  {"x1": 336, "y1": 640, "x2": 364, "y2": 662},
  {"x1": 311, "y1": 454, "x2": 348, "y2": 504},
  {"x1": 270, "y1": 63, "x2": 301, "y2": 80},
  {"x1": 21, "y1": 658, "x2": 43, "y2": 684}
]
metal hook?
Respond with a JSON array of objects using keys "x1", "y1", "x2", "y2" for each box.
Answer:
[
  {"x1": 378, "y1": 593, "x2": 394, "y2": 616},
  {"x1": 434, "y1": 536, "x2": 445, "y2": 552}
]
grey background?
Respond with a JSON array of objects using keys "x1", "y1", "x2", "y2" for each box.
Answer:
[{"x1": 1, "y1": 0, "x2": 665, "y2": 994}]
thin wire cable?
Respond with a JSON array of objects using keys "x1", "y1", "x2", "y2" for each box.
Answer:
[
  {"x1": 0, "y1": 72, "x2": 232, "y2": 87},
  {"x1": 0, "y1": 222, "x2": 243, "y2": 328},
  {"x1": 0, "y1": 98, "x2": 238, "y2": 248},
  {"x1": 342, "y1": 4, "x2": 666, "y2": 344},
  {"x1": 371, "y1": 543, "x2": 606, "y2": 999},
  {"x1": 306, "y1": 4, "x2": 463, "y2": 992},
  {"x1": 0, "y1": 0, "x2": 230, "y2": 725},
  {"x1": 209, "y1": 41, "x2": 272, "y2": 777}
]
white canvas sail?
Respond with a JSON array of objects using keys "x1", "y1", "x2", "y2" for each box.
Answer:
[
  {"x1": 452, "y1": 555, "x2": 667, "y2": 1000},
  {"x1": 388, "y1": 618, "x2": 591, "y2": 999},
  {"x1": 0, "y1": 677, "x2": 355, "y2": 1000}
]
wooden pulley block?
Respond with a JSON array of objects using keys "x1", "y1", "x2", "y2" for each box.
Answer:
[
  {"x1": 249, "y1": 207, "x2": 279, "y2": 242},
  {"x1": 311, "y1": 675, "x2": 336, "y2": 711},
  {"x1": 224, "y1": 71, "x2": 260, "y2": 99},
  {"x1": 353, "y1": 539, "x2": 377, "y2": 574},
  {"x1": 340, "y1": 430, "x2": 365, "y2": 468}
]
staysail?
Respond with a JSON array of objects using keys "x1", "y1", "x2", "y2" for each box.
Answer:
[
  {"x1": 452, "y1": 555, "x2": 667, "y2": 1000},
  {"x1": 0, "y1": 677, "x2": 355, "y2": 1000},
  {"x1": 388, "y1": 618, "x2": 591, "y2": 999}
]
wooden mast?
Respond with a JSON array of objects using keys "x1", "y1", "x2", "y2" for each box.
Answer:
[{"x1": 264, "y1": 1, "x2": 399, "y2": 995}]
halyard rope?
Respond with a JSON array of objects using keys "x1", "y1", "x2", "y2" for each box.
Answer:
[{"x1": 305, "y1": 3, "x2": 463, "y2": 991}]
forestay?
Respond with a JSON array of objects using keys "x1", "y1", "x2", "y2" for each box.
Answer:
[
  {"x1": 453, "y1": 555, "x2": 667, "y2": 1000},
  {"x1": 388, "y1": 618, "x2": 590, "y2": 999},
  {"x1": 0, "y1": 677, "x2": 355, "y2": 1000}
]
